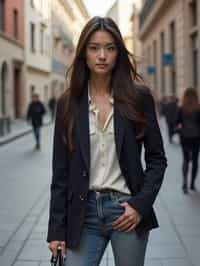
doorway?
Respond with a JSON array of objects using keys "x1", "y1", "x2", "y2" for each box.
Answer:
[
  {"x1": 13, "y1": 66, "x2": 21, "y2": 118},
  {"x1": 1, "y1": 61, "x2": 7, "y2": 116}
]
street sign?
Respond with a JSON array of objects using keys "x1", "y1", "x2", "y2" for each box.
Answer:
[
  {"x1": 147, "y1": 65, "x2": 156, "y2": 75},
  {"x1": 162, "y1": 53, "x2": 174, "y2": 66}
]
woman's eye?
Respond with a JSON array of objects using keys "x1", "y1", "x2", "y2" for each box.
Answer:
[
  {"x1": 108, "y1": 46, "x2": 116, "y2": 51},
  {"x1": 89, "y1": 46, "x2": 98, "y2": 51}
]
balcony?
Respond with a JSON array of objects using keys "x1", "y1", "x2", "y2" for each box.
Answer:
[
  {"x1": 139, "y1": 0, "x2": 156, "y2": 28},
  {"x1": 52, "y1": 25, "x2": 74, "y2": 51},
  {"x1": 60, "y1": 30, "x2": 74, "y2": 51}
]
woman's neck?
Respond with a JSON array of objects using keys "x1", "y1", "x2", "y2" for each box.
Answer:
[{"x1": 89, "y1": 74, "x2": 111, "y2": 96}]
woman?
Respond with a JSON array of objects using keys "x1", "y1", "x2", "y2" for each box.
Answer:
[
  {"x1": 47, "y1": 17, "x2": 167, "y2": 266},
  {"x1": 175, "y1": 87, "x2": 200, "y2": 194}
]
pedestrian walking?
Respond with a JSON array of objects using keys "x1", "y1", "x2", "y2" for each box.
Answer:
[
  {"x1": 48, "y1": 95, "x2": 57, "y2": 122},
  {"x1": 47, "y1": 17, "x2": 167, "y2": 266},
  {"x1": 175, "y1": 87, "x2": 200, "y2": 194},
  {"x1": 159, "y1": 96, "x2": 167, "y2": 117},
  {"x1": 164, "y1": 95, "x2": 178, "y2": 143},
  {"x1": 26, "y1": 93, "x2": 46, "y2": 150}
]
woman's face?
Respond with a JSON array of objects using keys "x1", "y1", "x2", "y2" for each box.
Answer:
[{"x1": 85, "y1": 30, "x2": 118, "y2": 76}]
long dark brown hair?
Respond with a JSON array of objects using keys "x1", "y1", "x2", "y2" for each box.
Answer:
[
  {"x1": 60, "y1": 16, "x2": 147, "y2": 151},
  {"x1": 182, "y1": 87, "x2": 200, "y2": 114}
]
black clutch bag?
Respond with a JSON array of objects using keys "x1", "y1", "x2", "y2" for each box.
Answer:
[{"x1": 50, "y1": 246, "x2": 65, "y2": 266}]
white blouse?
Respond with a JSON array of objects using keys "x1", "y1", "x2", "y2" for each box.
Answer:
[{"x1": 88, "y1": 90, "x2": 131, "y2": 195}]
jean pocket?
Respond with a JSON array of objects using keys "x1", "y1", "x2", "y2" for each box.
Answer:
[{"x1": 110, "y1": 192, "x2": 132, "y2": 206}]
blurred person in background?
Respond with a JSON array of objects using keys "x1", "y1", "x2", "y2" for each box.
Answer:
[
  {"x1": 48, "y1": 94, "x2": 57, "y2": 122},
  {"x1": 159, "y1": 96, "x2": 167, "y2": 118},
  {"x1": 47, "y1": 17, "x2": 167, "y2": 266},
  {"x1": 164, "y1": 95, "x2": 179, "y2": 143},
  {"x1": 175, "y1": 87, "x2": 200, "y2": 194},
  {"x1": 27, "y1": 93, "x2": 46, "y2": 150}
]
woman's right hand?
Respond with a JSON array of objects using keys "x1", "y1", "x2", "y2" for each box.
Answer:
[{"x1": 48, "y1": 241, "x2": 66, "y2": 257}]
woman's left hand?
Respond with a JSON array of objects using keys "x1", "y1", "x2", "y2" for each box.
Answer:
[{"x1": 112, "y1": 202, "x2": 142, "y2": 232}]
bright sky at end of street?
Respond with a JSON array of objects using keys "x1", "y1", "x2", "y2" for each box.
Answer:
[{"x1": 83, "y1": 0, "x2": 141, "y2": 17}]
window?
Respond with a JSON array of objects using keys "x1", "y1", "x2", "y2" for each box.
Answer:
[
  {"x1": 191, "y1": 33, "x2": 198, "y2": 88},
  {"x1": 169, "y1": 21, "x2": 176, "y2": 95},
  {"x1": 54, "y1": 39, "x2": 59, "y2": 49},
  {"x1": 13, "y1": 9, "x2": 18, "y2": 39},
  {"x1": 46, "y1": 35, "x2": 51, "y2": 55},
  {"x1": 0, "y1": 0, "x2": 5, "y2": 32},
  {"x1": 44, "y1": 85, "x2": 48, "y2": 103},
  {"x1": 30, "y1": 0, "x2": 35, "y2": 8},
  {"x1": 1, "y1": 62, "x2": 7, "y2": 115},
  {"x1": 147, "y1": 45, "x2": 152, "y2": 70},
  {"x1": 189, "y1": 0, "x2": 197, "y2": 26},
  {"x1": 160, "y1": 31, "x2": 165, "y2": 94},
  {"x1": 30, "y1": 23, "x2": 35, "y2": 52},
  {"x1": 40, "y1": 24, "x2": 44, "y2": 54},
  {"x1": 153, "y1": 40, "x2": 157, "y2": 90},
  {"x1": 30, "y1": 85, "x2": 35, "y2": 97}
]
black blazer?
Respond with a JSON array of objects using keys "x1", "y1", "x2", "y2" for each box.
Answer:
[{"x1": 47, "y1": 85, "x2": 167, "y2": 248}]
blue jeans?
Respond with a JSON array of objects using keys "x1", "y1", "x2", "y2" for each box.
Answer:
[
  {"x1": 65, "y1": 190, "x2": 149, "y2": 266},
  {"x1": 33, "y1": 126, "x2": 40, "y2": 145}
]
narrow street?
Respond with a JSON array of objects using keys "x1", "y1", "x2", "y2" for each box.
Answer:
[{"x1": 0, "y1": 121, "x2": 200, "y2": 266}]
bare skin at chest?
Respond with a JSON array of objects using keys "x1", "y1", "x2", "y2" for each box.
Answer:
[{"x1": 91, "y1": 94, "x2": 112, "y2": 130}]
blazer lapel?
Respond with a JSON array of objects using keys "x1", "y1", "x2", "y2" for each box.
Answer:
[
  {"x1": 76, "y1": 88, "x2": 90, "y2": 171},
  {"x1": 76, "y1": 87, "x2": 126, "y2": 170},
  {"x1": 114, "y1": 101, "x2": 125, "y2": 160}
]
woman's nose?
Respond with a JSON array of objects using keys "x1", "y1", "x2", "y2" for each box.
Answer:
[{"x1": 99, "y1": 48, "x2": 106, "y2": 59}]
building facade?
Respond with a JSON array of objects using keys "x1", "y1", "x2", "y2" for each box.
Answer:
[
  {"x1": 0, "y1": 0, "x2": 89, "y2": 128},
  {"x1": 68, "y1": 0, "x2": 90, "y2": 46},
  {"x1": 51, "y1": 0, "x2": 89, "y2": 99},
  {"x1": 24, "y1": 0, "x2": 52, "y2": 110},
  {"x1": 139, "y1": 0, "x2": 200, "y2": 100},
  {"x1": 51, "y1": 0, "x2": 74, "y2": 98},
  {"x1": 0, "y1": 0, "x2": 24, "y2": 120},
  {"x1": 130, "y1": 3, "x2": 143, "y2": 74},
  {"x1": 106, "y1": 0, "x2": 136, "y2": 53}
]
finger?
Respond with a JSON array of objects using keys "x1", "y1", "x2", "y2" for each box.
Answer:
[
  {"x1": 137, "y1": 215, "x2": 142, "y2": 224},
  {"x1": 60, "y1": 242, "x2": 66, "y2": 257},
  {"x1": 113, "y1": 217, "x2": 133, "y2": 230},
  {"x1": 120, "y1": 202, "x2": 128, "y2": 208},
  {"x1": 135, "y1": 215, "x2": 141, "y2": 224},
  {"x1": 112, "y1": 214, "x2": 127, "y2": 227},
  {"x1": 115, "y1": 216, "x2": 138, "y2": 230},
  {"x1": 117, "y1": 221, "x2": 133, "y2": 231},
  {"x1": 49, "y1": 244, "x2": 58, "y2": 257},
  {"x1": 125, "y1": 217, "x2": 141, "y2": 232},
  {"x1": 125, "y1": 223, "x2": 137, "y2": 232}
]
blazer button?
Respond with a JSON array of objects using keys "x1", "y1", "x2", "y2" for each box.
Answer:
[
  {"x1": 79, "y1": 195, "x2": 85, "y2": 201},
  {"x1": 82, "y1": 170, "x2": 87, "y2": 177}
]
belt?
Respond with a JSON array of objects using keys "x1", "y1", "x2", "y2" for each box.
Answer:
[{"x1": 89, "y1": 188, "x2": 119, "y2": 196}]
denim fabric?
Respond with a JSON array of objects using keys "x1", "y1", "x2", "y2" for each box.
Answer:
[
  {"x1": 33, "y1": 126, "x2": 40, "y2": 145},
  {"x1": 64, "y1": 191, "x2": 149, "y2": 266}
]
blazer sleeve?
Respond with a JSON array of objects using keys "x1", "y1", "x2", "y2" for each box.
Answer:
[
  {"x1": 47, "y1": 99, "x2": 69, "y2": 242},
  {"x1": 128, "y1": 88, "x2": 167, "y2": 217}
]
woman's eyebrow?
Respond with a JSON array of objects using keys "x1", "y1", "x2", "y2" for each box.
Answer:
[{"x1": 88, "y1": 42, "x2": 115, "y2": 46}]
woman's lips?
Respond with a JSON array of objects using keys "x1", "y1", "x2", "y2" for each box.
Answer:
[{"x1": 96, "y1": 64, "x2": 107, "y2": 68}]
